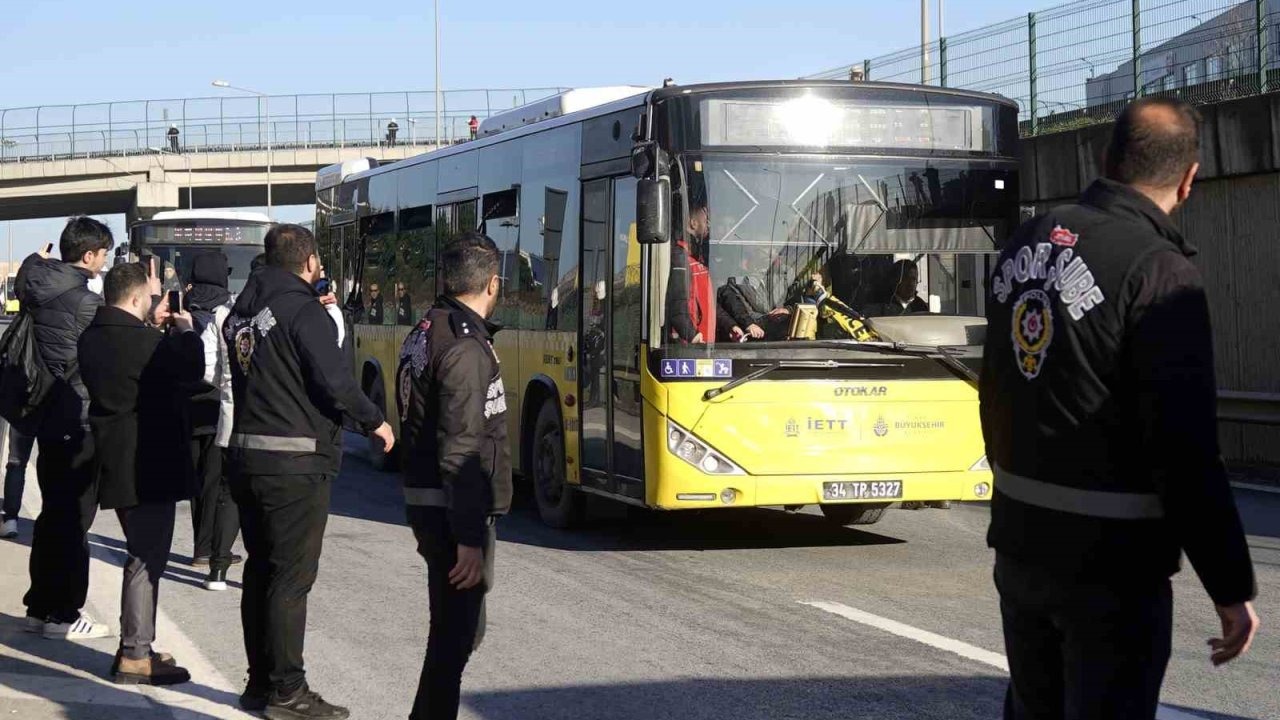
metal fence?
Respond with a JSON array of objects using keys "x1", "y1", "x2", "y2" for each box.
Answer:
[
  {"x1": 0, "y1": 88, "x2": 568, "y2": 162},
  {"x1": 809, "y1": 0, "x2": 1280, "y2": 135}
]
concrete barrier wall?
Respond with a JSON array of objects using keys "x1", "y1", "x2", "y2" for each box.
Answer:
[{"x1": 1021, "y1": 93, "x2": 1280, "y2": 464}]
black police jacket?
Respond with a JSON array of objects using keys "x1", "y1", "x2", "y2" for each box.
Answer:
[
  {"x1": 980, "y1": 178, "x2": 1255, "y2": 605},
  {"x1": 223, "y1": 266, "x2": 384, "y2": 477},
  {"x1": 396, "y1": 296, "x2": 512, "y2": 547}
]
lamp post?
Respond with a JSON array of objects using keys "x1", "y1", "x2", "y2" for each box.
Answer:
[
  {"x1": 407, "y1": 118, "x2": 418, "y2": 146},
  {"x1": 435, "y1": 0, "x2": 442, "y2": 148},
  {"x1": 212, "y1": 80, "x2": 272, "y2": 215},
  {"x1": 149, "y1": 147, "x2": 193, "y2": 209}
]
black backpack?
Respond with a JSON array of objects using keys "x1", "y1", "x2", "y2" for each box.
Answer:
[{"x1": 0, "y1": 311, "x2": 55, "y2": 434}]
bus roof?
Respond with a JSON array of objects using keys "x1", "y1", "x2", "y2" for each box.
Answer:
[
  {"x1": 141, "y1": 210, "x2": 273, "y2": 225},
  {"x1": 318, "y1": 79, "x2": 1020, "y2": 189}
]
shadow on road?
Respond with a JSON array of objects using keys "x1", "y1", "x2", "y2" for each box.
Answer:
[
  {"x1": 0, "y1": 613, "x2": 242, "y2": 718},
  {"x1": 461, "y1": 676, "x2": 1265, "y2": 720}
]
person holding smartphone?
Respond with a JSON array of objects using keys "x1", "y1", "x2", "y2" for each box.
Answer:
[{"x1": 79, "y1": 260, "x2": 205, "y2": 684}]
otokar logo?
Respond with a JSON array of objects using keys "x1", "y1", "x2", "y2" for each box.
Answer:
[{"x1": 834, "y1": 386, "x2": 888, "y2": 398}]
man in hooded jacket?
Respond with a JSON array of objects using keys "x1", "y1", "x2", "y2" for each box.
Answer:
[{"x1": 184, "y1": 251, "x2": 240, "y2": 590}]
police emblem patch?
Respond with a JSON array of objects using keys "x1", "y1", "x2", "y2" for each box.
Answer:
[
  {"x1": 1048, "y1": 224, "x2": 1079, "y2": 248},
  {"x1": 1012, "y1": 289, "x2": 1053, "y2": 380},
  {"x1": 234, "y1": 326, "x2": 256, "y2": 373}
]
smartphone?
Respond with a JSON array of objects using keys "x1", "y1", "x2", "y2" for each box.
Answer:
[
  {"x1": 315, "y1": 278, "x2": 332, "y2": 296},
  {"x1": 167, "y1": 290, "x2": 180, "y2": 313},
  {"x1": 43, "y1": 242, "x2": 55, "y2": 255}
]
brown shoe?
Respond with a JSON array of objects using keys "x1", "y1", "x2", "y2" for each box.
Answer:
[
  {"x1": 112, "y1": 654, "x2": 191, "y2": 686},
  {"x1": 110, "y1": 651, "x2": 176, "y2": 676}
]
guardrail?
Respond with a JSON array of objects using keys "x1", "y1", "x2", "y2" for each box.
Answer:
[
  {"x1": 0, "y1": 88, "x2": 568, "y2": 163},
  {"x1": 808, "y1": 0, "x2": 1279, "y2": 136},
  {"x1": 1219, "y1": 391, "x2": 1280, "y2": 426}
]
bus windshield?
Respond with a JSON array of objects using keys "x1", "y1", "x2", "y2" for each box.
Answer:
[
  {"x1": 664, "y1": 154, "x2": 1018, "y2": 345},
  {"x1": 143, "y1": 244, "x2": 262, "y2": 294}
]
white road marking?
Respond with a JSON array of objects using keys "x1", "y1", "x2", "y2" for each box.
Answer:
[
  {"x1": 801, "y1": 600, "x2": 1210, "y2": 720},
  {"x1": 12, "y1": 441, "x2": 256, "y2": 720}
]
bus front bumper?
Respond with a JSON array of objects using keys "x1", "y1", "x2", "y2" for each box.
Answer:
[{"x1": 650, "y1": 468, "x2": 995, "y2": 510}]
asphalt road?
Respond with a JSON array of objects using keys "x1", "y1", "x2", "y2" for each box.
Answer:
[{"x1": 3, "y1": 434, "x2": 1277, "y2": 720}]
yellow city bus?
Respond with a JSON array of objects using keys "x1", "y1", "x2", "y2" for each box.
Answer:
[{"x1": 315, "y1": 80, "x2": 1021, "y2": 528}]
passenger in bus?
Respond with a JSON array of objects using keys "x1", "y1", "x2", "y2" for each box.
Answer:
[
  {"x1": 716, "y1": 249, "x2": 790, "y2": 342},
  {"x1": 367, "y1": 283, "x2": 385, "y2": 325},
  {"x1": 396, "y1": 281, "x2": 413, "y2": 325},
  {"x1": 665, "y1": 201, "x2": 717, "y2": 344},
  {"x1": 869, "y1": 259, "x2": 929, "y2": 316}
]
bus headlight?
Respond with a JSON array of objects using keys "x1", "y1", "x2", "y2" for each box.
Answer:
[
  {"x1": 666, "y1": 420, "x2": 744, "y2": 475},
  {"x1": 969, "y1": 455, "x2": 990, "y2": 472}
]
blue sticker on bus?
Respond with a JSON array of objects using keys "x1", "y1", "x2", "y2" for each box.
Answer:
[{"x1": 661, "y1": 359, "x2": 732, "y2": 379}]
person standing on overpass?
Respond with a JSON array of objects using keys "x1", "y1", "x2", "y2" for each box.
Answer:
[
  {"x1": 167, "y1": 125, "x2": 180, "y2": 153},
  {"x1": 980, "y1": 96, "x2": 1259, "y2": 719}
]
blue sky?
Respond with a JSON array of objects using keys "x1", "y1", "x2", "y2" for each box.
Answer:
[{"x1": 0, "y1": 0, "x2": 1037, "y2": 263}]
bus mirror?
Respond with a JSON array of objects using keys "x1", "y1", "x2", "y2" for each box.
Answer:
[
  {"x1": 631, "y1": 145, "x2": 653, "y2": 179},
  {"x1": 636, "y1": 178, "x2": 670, "y2": 245}
]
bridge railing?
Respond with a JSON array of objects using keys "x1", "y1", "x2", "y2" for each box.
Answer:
[
  {"x1": 0, "y1": 88, "x2": 568, "y2": 162},
  {"x1": 807, "y1": 0, "x2": 1280, "y2": 136}
]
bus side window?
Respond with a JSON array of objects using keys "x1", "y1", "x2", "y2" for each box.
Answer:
[
  {"x1": 400, "y1": 204, "x2": 435, "y2": 324},
  {"x1": 359, "y1": 212, "x2": 396, "y2": 326}
]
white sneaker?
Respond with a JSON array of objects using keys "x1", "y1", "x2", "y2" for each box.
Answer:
[
  {"x1": 43, "y1": 613, "x2": 112, "y2": 641},
  {"x1": 0, "y1": 518, "x2": 16, "y2": 539},
  {"x1": 204, "y1": 578, "x2": 228, "y2": 591}
]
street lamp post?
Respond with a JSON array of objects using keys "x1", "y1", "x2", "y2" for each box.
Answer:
[
  {"x1": 407, "y1": 118, "x2": 418, "y2": 146},
  {"x1": 150, "y1": 147, "x2": 193, "y2": 209},
  {"x1": 212, "y1": 80, "x2": 272, "y2": 215},
  {"x1": 435, "y1": 0, "x2": 442, "y2": 148}
]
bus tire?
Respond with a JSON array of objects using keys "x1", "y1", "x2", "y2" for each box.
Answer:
[
  {"x1": 820, "y1": 502, "x2": 889, "y2": 526},
  {"x1": 531, "y1": 401, "x2": 582, "y2": 528}
]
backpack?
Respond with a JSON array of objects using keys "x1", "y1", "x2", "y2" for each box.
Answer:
[{"x1": 0, "y1": 310, "x2": 55, "y2": 434}]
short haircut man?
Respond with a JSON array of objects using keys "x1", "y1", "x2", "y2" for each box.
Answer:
[
  {"x1": 1105, "y1": 97, "x2": 1202, "y2": 189},
  {"x1": 264, "y1": 224, "x2": 317, "y2": 272},
  {"x1": 397, "y1": 229, "x2": 511, "y2": 720},
  {"x1": 60, "y1": 216, "x2": 115, "y2": 264},
  {"x1": 224, "y1": 219, "x2": 390, "y2": 717},
  {"x1": 440, "y1": 232, "x2": 500, "y2": 297},
  {"x1": 980, "y1": 96, "x2": 1256, "y2": 719},
  {"x1": 80, "y1": 260, "x2": 204, "y2": 685}
]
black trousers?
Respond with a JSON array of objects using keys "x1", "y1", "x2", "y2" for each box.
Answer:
[
  {"x1": 117, "y1": 502, "x2": 176, "y2": 660},
  {"x1": 995, "y1": 553, "x2": 1172, "y2": 720},
  {"x1": 3, "y1": 426, "x2": 36, "y2": 521},
  {"x1": 190, "y1": 435, "x2": 239, "y2": 570},
  {"x1": 409, "y1": 507, "x2": 494, "y2": 720},
  {"x1": 231, "y1": 473, "x2": 330, "y2": 696},
  {"x1": 24, "y1": 432, "x2": 98, "y2": 623}
]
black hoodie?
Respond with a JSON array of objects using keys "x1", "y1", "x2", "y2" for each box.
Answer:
[
  {"x1": 223, "y1": 265, "x2": 383, "y2": 476},
  {"x1": 15, "y1": 254, "x2": 102, "y2": 438}
]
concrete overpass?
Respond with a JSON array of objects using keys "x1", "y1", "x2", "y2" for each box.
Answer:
[
  {"x1": 0, "y1": 87, "x2": 566, "y2": 222},
  {"x1": 0, "y1": 145, "x2": 423, "y2": 224}
]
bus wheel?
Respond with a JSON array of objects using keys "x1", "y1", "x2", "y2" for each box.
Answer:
[
  {"x1": 820, "y1": 502, "x2": 890, "y2": 526},
  {"x1": 531, "y1": 401, "x2": 582, "y2": 528}
]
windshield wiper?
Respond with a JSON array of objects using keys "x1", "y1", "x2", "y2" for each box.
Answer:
[
  {"x1": 702, "y1": 359, "x2": 893, "y2": 401},
  {"x1": 810, "y1": 340, "x2": 979, "y2": 384}
]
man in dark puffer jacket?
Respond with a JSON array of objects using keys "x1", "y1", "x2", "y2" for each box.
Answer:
[{"x1": 17, "y1": 216, "x2": 114, "y2": 640}]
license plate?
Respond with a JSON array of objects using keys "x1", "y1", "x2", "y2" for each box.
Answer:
[{"x1": 823, "y1": 480, "x2": 903, "y2": 501}]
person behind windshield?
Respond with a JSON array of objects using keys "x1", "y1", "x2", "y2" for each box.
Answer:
[
  {"x1": 716, "y1": 249, "x2": 790, "y2": 342},
  {"x1": 665, "y1": 200, "x2": 719, "y2": 345},
  {"x1": 872, "y1": 259, "x2": 929, "y2": 316}
]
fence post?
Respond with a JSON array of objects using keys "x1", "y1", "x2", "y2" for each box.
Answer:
[
  {"x1": 368, "y1": 94, "x2": 374, "y2": 147},
  {"x1": 107, "y1": 103, "x2": 113, "y2": 154},
  {"x1": 1028, "y1": 12, "x2": 1038, "y2": 134},
  {"x1": 145, "y1": 101, "x2": 150, "y2": 154},
  {"x1": 864, "y1": 59, "x2": 871, "y2": 81},
  {"x1": 1259, "y1": 0, "x2": 1269, "y2": 93},
  {"x1": 182, "y1": 99, "x2": 187, "y2": 152},
  {"x1": 1132, "y1": 0, "x2": 1142, "y2": 99},
  {"x1": 939, "y1": 37, "x2": 949, "y2": 87},
  {"x1": 331, "y1": 95, "x2": 336, "y2": 149},
  {"x1": 71, "y1": 105, "x2": 77, "y2": 157}
]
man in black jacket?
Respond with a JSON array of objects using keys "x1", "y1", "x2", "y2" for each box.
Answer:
[
  {"x1": 18, "y1": 216, "x2": 112, "y2": 641},
  {"x1": 79, "y1": 261, "x2": 204, "y2": 685},
  {"x1": 980, "y1": 97, "x2": 1258, "y2": 719},
  {"x1": 224, "y1": 224, "x2": 394, "y2": 719},
  {"x1": 396, "y1": 231, "x2": 512, "y2": 720}
]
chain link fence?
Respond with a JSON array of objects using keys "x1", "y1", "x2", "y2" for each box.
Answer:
[
  {"x1": 808, "y1": 0, "x2": 1278, "y2": 136},
  {"x1": 0, "y1": 88, "x2": 568, "y2": 162}
]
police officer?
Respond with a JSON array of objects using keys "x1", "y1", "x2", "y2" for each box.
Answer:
[
  {"x1": 980, "y1": 97, "x2": 1258, "y2": 719},
  {"x1": 224, "y1": 224, "x2": 395, "y2": 719},
  {"x1": 395, "y1": 231, "x2": 512, "y2": 720}
]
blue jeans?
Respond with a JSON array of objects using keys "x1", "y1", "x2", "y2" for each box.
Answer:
[{"x1": 3, "y1": 426, "x2": 35, "y2": 521}]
